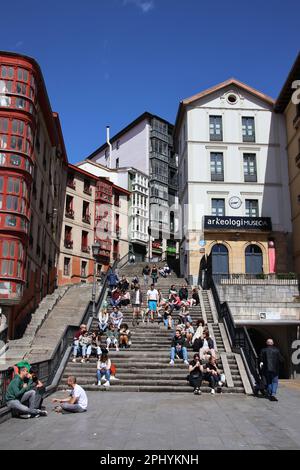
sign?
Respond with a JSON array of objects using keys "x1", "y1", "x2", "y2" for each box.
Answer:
[
  {"x1": 204, "y1": 216, "x2": 272, "y2": 232},
  {"x1": 259, "y1": 312, "x2": 281, "y2": 320}
]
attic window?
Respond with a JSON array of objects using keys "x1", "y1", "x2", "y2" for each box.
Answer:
[{"x1": 227, "y1": 94, "x2": 238, "y2": 104}]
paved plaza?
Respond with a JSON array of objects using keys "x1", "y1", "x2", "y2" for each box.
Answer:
[{"x1": 0, "y1": 382, "x2": 300, "y2": 450}]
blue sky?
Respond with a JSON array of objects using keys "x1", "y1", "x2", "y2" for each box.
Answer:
[{"x1": 1, "y1": 0, "x2": 299, "y2": 163}]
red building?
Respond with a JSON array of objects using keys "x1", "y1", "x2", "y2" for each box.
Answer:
[{"x1": 0, "y1": 52, "x2": 68, "y2": 339}]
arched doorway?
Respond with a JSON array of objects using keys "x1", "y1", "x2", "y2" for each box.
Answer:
[
  {"x1": 211, "y1": 244, "x2": 229, "y2": 276},
  {"x1": 245, "y1": 244, "x2": 263, "y2": 274}
]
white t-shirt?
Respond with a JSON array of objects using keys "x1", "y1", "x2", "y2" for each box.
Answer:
[
  {"x1": 72, "y1": 384, "x2": 88, "y2": 410},
  {"x1": 147, "y1": 289, "x2": 158, "y2": 301},
  {"x1": 135, "y1": 290, "x2": 140, "y2": 304}
]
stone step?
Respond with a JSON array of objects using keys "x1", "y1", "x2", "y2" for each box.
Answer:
[{"x1": 57, "y1": 384, "x2": 245, "y2": 393}]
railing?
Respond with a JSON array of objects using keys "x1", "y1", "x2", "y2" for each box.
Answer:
[
  {"x1": 212, "y1": 273, "x2": 299, "y2": 285},
  {"x1": 82, "y1": 214, "x2": 91, "y2": 224},
  {"x1": 0, "y1": 265, "x2": 114, "y2": 410},
  {"x1": 209, "y1": 275, "x2": 260, "y2": 392}
]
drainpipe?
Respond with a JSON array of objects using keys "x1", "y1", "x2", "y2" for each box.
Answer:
[{"x1": 106, "y1": 126, "x2": 112, "y2": 169}]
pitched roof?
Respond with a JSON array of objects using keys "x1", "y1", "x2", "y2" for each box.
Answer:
[{"x1": 174, "y1": 78, "x2": 274, "y2": 135}]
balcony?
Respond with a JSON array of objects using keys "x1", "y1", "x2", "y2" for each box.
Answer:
[
  {"x1": 65, "y1": 209, "x2": 74, "y2": 219},
  {"x1": 169, "y1": 176, "x2": 178, "y2": 189},
  {"x1": 150, "y1": 173, "x2": 168, "y2": 185},
  {"x1": 81, "y1": 245, "x2": 90, "y2": 253},
  {"x1": 150, "y1": 151, "x2": 169, "y2": 164},
  {"x1": 169, "y1": 157, "x2": 178, "y2": 169},
  {"x1": 82, "y1": 214, "x2": 91, "y2": 224},
  {"x1": 64, "y1": 239, "x2": 73, "y2": 249},
  {"x1": 67, "y1": 180, "x2": 76, "y2": 190},
  {"x1": 150, "y1": 129, "x2": 169, "y2": 143}
]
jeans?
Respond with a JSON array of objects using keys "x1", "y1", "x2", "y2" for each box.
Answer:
[
  {"x1": 73, "y1": 340, "x2": 82, "y2": 357},
  {"x1": 107, "y1": 338, "x2": 118, "y2": 348},
  {"x1": 61, "y1": 403, "x2": 86, "y2": 413},
  {"x1": 170, "y1": 347, "x2": 188, "y2": 361},
  {"x1": 265, "y1": 372, "x2": 279, "y2": 396},
  {"x1": 203, "y1": 372, "x2": 219, "y2": 389},
  {"x1": 7, "y1": 390, "x2": 40, "y2": 416},
  {"x1": 99, "y1": 322, "x2": 108, "y2": 333},
  {"x1": 81, "y1": 344, "x2": 92, "y2": 357},
  {"x1": 97, "y1": 370, "x2": 111, "y2": 382},
  {"x1": 143, "y1": 275, "x2": 149, "y2": 285},
  {"x1": 164, "y1": 318, "x2": 174, "y2": 328},
  {"x1": 112, "y1": 319, "x2": 122, "y2": 329}
]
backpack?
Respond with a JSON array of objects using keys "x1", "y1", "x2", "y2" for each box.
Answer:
[{"x1": 110, "y1": 363, "x2": 117, "y2": 376}]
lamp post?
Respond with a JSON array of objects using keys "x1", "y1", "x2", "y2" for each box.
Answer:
[{"x1": 91, "y1": 241, "x2": 101, "y2": 317}]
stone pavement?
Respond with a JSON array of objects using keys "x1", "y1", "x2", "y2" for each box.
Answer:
[{"x1": 0, "y1": 384, "x2": 300, "y2": 450}]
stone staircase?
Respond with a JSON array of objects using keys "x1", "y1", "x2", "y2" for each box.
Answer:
[
  {"x1": 1, "y1": 283, "x2": 94, "y2": 366},
  {"x1": 60, "y1": 265, "x2": 250, "y2": 394}
]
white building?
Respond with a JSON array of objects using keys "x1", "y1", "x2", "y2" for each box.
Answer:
[
  {"x1": 174, "y1": 78, "x2": 293, "y2": 283},
  {"x1": 86, "y1": 112, "x2": 179, "y2": 260}
]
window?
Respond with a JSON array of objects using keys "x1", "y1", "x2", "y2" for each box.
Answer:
[
  {"x1": 244, "y1": 154, "x2": 257, "y2": 182},
  {"x1": 210, "y1": 153, "x2": 224, "y2": 181},
  {"x1": 151, "y1": 138, "x2": 168, "y2": 156},
  {"x1": 8, "y1": 177, "x2": 20, "y2": 194},
  {"x1": 209, "y1": 116, "x2": 223, "y2": 141},
  {"x1": 116, "y1": 158, "x2": 119, "y2": 168},
  {"x1": 116, "y1": 140, "x2": 120, "y2": 150},
  {"x1": 5, "y1": 216, "x2": 17, "y2": 227},
  {"x1": 245, "y1": 199, "x2": 259, "y2": 217},
  {"x1": 81, "y1": 261, "x2": 87, "y2": 277},
  {"x1": 64, "y1": 258, "x2": 70, "y2": 276},
  {"x1": 211, "y1": 199, "x2": 225, "y2": 216},
  {"x1": 6, "y1": 195, "x2": 18, "y2": 211},
  {"x1": 242, "y1": 117, "x2": 255, "y2": 142}
]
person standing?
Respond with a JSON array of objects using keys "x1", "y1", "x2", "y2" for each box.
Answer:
[
  {"x1": 131, "y1": 284, "x2": 143, "y2": 326},
  {"x1": 52, "y1": 376, "x2": 88, "y2": 413},
  {"x1": 146, "y1": 284, "x2": 159, "y2": 323},
  {"x1": 142, "y1": 265, "x2": 151, "y2": 286},
  {"x1": 107, "y1": 269, "x2": 119, "y2": 291},
  {"x1": 259, "y1": 339, "x2": 284, "y2": 401},
  {"x1": 151, "y1": 264, "x2": 158, "y2": 286}
]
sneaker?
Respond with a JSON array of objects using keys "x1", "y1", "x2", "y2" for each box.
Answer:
[
  {"x1": 37, "y1": 410, "x2": 48, "y2": 417},
  {"x1": 217, "y1": 386, "x2": 222, "y2": 394},
  {"x1": 197, "y1": 389, "x2": 202, "y2": 395},
  {"x1": 103, "y1": 381, "x2": 110, "y2": 388},
  {"x1": 116, "y1": 346, "x2": 119, "y2": 352},
  {"x1": 193, "y1": 389, "x2": 199, "y2": 395},
  {"x1": 218, "y1": 381, "x2": 223, "y2": 387},
  {"x1": 72, "y1": 358, "x2": 76, "y2": 363},
  {"x1": 184, "y1": 360, "x2": 189, "y2": 365},
  {"x1": 270, "y1": 395, "x2": 278, "y2": 402},
  {"x1": 19, "y1": 414, "x2": 31, "y2": 419},
  {"x1": 110, "y1": 376, "x2": 120, "y2": 381},
  {"x1": 97, "y1": 381, "x2": 101, "y2": 386},
  {"x1": 211, "y1": 388, "x2": 215, "y2": 395},
  {"x1": 80, "y1": 358, "x2": 85, "y2": 363},
  {"x1": 169, "y1": 360, "x2": 175, "y2": 366}
]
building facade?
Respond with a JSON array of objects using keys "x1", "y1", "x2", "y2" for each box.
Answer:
[
  {"x1": 77, "y1": 160, "x2": 149, "y2": 261},
  {"x1": 275, "y1": 53, "x2": 300, "y2": 273},
  {"x1": 86, "y1": 112, "x2": 179, "y2": 260},
  {"x1": 58, "y1": 163, "x2": 130, "y2": 286},
  {"x1": 174, "y1": 79, "x2": 293, "y2": 283},
  {"x1": 0, "y1": 52, "x2": 68, "y2": 338}
]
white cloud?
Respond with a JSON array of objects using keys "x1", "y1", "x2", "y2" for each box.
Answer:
[{"x1": 123, "y1": 0, "x2": 154, "y2": 13}]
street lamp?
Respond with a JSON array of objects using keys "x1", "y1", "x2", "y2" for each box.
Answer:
[{"x1": 91, "y1": 241, "x2": 101, "y2": 317}]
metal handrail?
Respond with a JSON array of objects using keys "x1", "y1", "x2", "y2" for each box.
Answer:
[
  {"x1": 209, "y1": 275, "x2": 260, "y2": 392},
  {"x1": 0, "y1": 275, "x2": 112, "y2": 410}
]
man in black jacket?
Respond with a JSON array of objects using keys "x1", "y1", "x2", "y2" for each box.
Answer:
[
  {"x1": 260, "y1": 339, "x2": 284, "y2": 402},
  {"x1": 170, "y1": 329, "x2": 189, "y2": 366}
]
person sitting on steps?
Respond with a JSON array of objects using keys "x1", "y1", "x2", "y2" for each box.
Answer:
[
  {"x1": 119, "y1": 323, "x2": 131, "y2": 349},
  {"x1": 106, "y1": 324, "x2": 120, "y2": 352},
  {"x1": 96, "y1": 352, "x2": 111, "y2": 388},
  {"x1": 110, "y1": 306, "x2": 123, "y2": 330},
  {"x1": 188, "y1": 353, "x2": 203, "y2": 395},
  {"x1": 169, "y1": 329, "x2": 189, "y2": 366}
]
